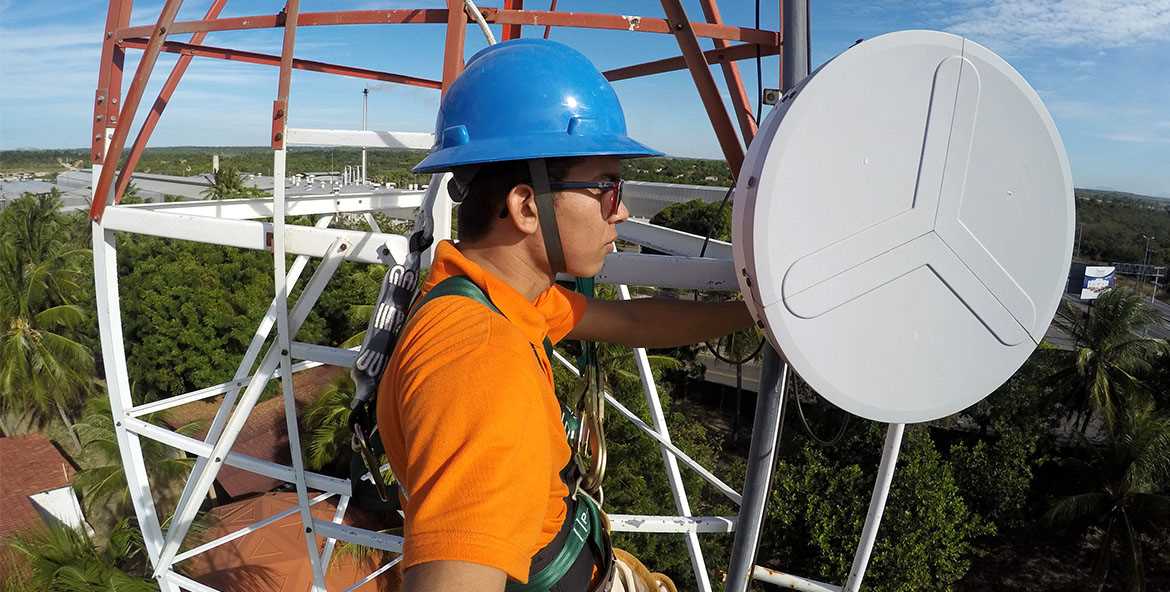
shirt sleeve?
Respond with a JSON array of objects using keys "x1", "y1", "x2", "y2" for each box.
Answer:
[
  {"x1": 395, "y1": 315, "x2": 552, "y2": 581},
  {"x1": 540, "y1": 285, "x2": 589, "y2": 344}
]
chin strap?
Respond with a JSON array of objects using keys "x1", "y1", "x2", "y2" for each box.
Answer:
[{"x1": 530, "y1": 159, "x2": 566, "y2": 275}]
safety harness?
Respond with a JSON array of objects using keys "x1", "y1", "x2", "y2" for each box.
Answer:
[{"x1": 350, "y1": 272, "x2": 614, "y2": 591}]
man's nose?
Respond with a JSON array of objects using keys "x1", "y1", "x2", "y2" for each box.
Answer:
[{"x1": 611, "y1": 199, "x2": 631, "y2": 223}]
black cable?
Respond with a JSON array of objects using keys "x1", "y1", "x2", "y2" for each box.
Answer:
[{"x1": 790, "y1": 373, "x2": 850, "y2": 446}]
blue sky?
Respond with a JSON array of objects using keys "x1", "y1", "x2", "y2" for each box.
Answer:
[{"x1": 1, "y1": 1, "x2": 1168, "y2": 196}]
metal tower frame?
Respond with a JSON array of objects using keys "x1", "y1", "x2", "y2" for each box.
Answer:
[{"x1": 89, "y1": 2, "x2": 906, "y2": 590}]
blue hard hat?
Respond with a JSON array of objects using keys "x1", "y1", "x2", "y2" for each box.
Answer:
[{"x1": 413, "y1": 39, "x2": 663, "y2": 173}]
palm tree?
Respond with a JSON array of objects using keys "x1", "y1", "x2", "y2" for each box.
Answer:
[
  {"x1": 73, "y1": 395, "x2": 200, "y2": 518},
  {"x1": 0, "y1": 193, "x2": 94, "y2": 444},
  {"x1": 2, "y1": 519, "x2": 156, "y2": 592},
  {"x1": 1049, "y1": 288, "x2": 1166, "y2": 430},
  {"x1": 201, "y1": 165, "x2": 260, "y2": 200},
  {"x1": 301, "y1": 373, "x2": 358, "y2": 472},
  {"x1": 1044, "y1": 401, "x2": 1170, "y2": 592}
]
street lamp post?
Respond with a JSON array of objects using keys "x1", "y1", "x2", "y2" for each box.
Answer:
[{"x1": 1142, "y1": 234, "x2": 1157, "y2": 302}]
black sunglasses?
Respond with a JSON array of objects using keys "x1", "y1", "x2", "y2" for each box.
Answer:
[{"x1": 498, "y1": 179, "x2": 625, "y2": 219}]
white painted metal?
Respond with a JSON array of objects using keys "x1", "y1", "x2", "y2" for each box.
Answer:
[
  {"x1": 608, "y1": 514, "x2": 735, "y2": 534},
  {"x1": 342, "y1": 556, "x2": 404, "y2": 592},
  {"x1": 271, "y1": 146, "x2": 328, "y2": 591},
  {"x1": 102, "y1": 206, "x2": 411, "y2": 265},
  {"x1": 92, "y1": 226, "x2": 171, "y2": 569},
  {"x1": 122, "y1": 191, "x2": 423, "y2": 219},
  {"x1": 291, "y1": 341, "x2": 360, "y2": 367},
  {"x1": 165, "y1": 571, "x2": 221, "y2": 592},
  {"x1": 621, "y1": 180, "x2": 729, "y2": 218},
  {"x1": 594, "y1": 252, "x2": 736, "y2": 290},
  {"x1": 122, "y1": 417, "x2": 350, "y2": 495},
  {"x1": 424, "y1": 172, "x2": 454, "y2": 268},
  {"x1": 843, "y1": 423, "x2": 905, "y2": 592},
  {"x1": 320, "y1": 494, "x2": 352, "y2": 568},
  {"x1": 733, "y1": 30, "x2": 1074, "y2": 423},
  {"x1": 619, "y1": 219, "x2": 733, "y2": 260},
  {"x1": 617, "y1": 282, "x2": 712, "y2": 591},
  {"x1": 751, "y1": 566, "x2": 842, "y2": 592},
  {"x1": 551, "y1": 350, "x2": 742, "y2": 505},
  {"x1": 167, "y1": 215, "x2": 333, "y2": 522},
  {"x1": 172, "y1": 492, "x2": 335, "y2": 564},
  {"x1": 286, "y1": 127, "x2": 434, "y2": 150},
  {"x1": 151, "y1": 237, "x2": 350, "y2": 575},
  {"x1": 313, "y1": 519, "x2": 404, "y2": 552},
  {"x1": 126, "y1": 359, "x2": 325, "y2": 418}
]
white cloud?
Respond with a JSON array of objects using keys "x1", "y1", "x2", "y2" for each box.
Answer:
[
  {"x1": 1100, "y1": 132, "x2": 1170, "y2": 144},
  {"x1": 945, "y1": 0, "x2": 1170, "y2": 50}
]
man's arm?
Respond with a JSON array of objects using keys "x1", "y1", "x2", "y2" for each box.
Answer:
[
  {"x1": 404, "y1": 560, "x2": 507, "y2": 592},
  {"x1": 567, "y1": 297, "x2": 755, "y2": 348}
]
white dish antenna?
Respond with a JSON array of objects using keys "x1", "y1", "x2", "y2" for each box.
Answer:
[{"x1": 733, "y1": 30, "x2": 1075, "y2": 423}]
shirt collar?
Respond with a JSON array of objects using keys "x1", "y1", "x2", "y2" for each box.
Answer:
[{"x1": 423, "y1": 240, "x2": 552, "y2": 347}]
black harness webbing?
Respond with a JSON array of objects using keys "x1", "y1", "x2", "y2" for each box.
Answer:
[{"x1": 391, "y1": 276, "x2": 614, "y2": 591}]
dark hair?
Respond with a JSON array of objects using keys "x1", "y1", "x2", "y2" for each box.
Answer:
[{"x1": 452, "y1": 158, "x2": 579, "y2": 242}]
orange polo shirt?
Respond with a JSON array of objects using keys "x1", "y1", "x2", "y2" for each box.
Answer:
[{"x1": 376, "y1": 240, "x2": 588, "y2": 581}]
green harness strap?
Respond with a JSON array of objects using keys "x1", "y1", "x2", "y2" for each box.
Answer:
[{"x1": 411, "y1": 276, "x2": 607, "y2": 592}]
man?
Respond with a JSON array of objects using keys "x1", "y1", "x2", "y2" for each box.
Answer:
[{"x1": 377, "y1": 39, "x2": 754, "y2": 592}]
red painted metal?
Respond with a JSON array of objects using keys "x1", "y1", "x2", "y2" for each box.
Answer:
[
  {"x1": 120, "y1": 38, "x2": 441, "y2": 88},
  {"x1": 90, "y1": 0, "x2": 186, "y2": 222},
  {"x1": 502, "y1": 0, "x2": 523, "y2": 41},
  {"x1": 115, "y1": 9, "x2": 780, "y2": 47},
  {"x1": 441, "y1": 0, "x2": 468, "y2": 93},
  {"x1": 114, "y1": 0, "x2": 229, "y2": 204},
  {"x1": 604, "y1": 42, "x2": 779, "y2": 82},
  {"x1": 272, "y1": 1, "x2": 302, "y2": 150},
  {"x1": 92, "y1": 0, "x2": 133, "y2": 163},
  {"x1": 543, "y1": 0, "x2": 557, "y2": 39},
  {"x1": 698, "y1": 0, "x2": 758, "y2": 146},
  {"x1": 658, "y1": 0, "x2": 745, "y2": 176}
]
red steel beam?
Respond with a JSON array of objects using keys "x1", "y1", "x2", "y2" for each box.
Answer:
[
  {"x1": 115, "y1": 9, "x2": 781, "y2": 47},
  {"x1": 698, "y1": 0, "x2": 758, "y2": 146},
  {"x1": 92, "y1": 0, "x2": 133, "y2": 164},
  {"x1": 543, "y1": 0, "x2": 558, "y2": 39},
  {"x1": 604, "y1": 42, "x2": 779, "y2": 82},
  {"x1": 90, "y1": 0, "x2": 186, "y2": 222},
  {"x1": 441, "y1": 0, "x2": 468, "y2": 93},
  {"x1": 272, "y1": 0, "x2": 302, "y2": 150},
  {"x1": 501, "y1": 0, "x2": 523, "y2": 40},
  {"x1": 659, "y1": 0, "x2": 744, "y2": 176},
  {"x1": 120, "y1": 38, "x2": 441, "y2": 88},
  {"x1": 114, "y1": 0, "x2": 229, "y2": 204}
]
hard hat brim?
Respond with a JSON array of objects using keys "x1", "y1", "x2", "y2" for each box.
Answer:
[{"x1": 412, "y1": 133, "x2": 664, "y2": 174}]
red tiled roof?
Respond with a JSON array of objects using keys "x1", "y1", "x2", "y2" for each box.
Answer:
[
  {"x1": 183, "y1": 492, "x2": 399, "y2": 592},
  {"x1": 0, "y1": 433, "x2": 77, "y2": 540},
  {"x1": 163, "y1": 365, "x2": 346, "y2": 499}
]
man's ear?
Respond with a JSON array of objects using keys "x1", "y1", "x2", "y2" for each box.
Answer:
[{"x1": 503, "y1": 183, "x2": 541, "y2": 235}]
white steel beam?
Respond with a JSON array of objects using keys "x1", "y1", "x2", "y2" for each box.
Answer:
[
  {"x1": 551, "y1": 351, "x2": 741, "y2": 505},
  {"x1": 593, "y1": 252, "x2": 737, "y2": 290},
  {"x1": 173, "y1": 492, "x2": 335, "y2": 564},
  {"x1": 167, "y1": 215, "x2": 333, "y2": 519},
  {"x1": 286, "y1": 127, "x2": 434, "y2": 150},
  {"x1": 92, "y1": 225, "x2": 170, "y2": 568},
  {"x1": 290, "y1": 342, "x2": 359, "y2": 367},
  {"x1": 151, "y1": 236, "x2": 349, "y2": 574},
  {"x1": 620, "y1": 219, "x2": 733, "y2": 260},
  {"x1": 312, "y1": 519, "x2": 404, "y2": 552},
  {"x1": 272, "y1": 143, "x2": 328, "y2": 592},
  {"x1": 342, "y1": 557, "x2": 403, "y2": 592},
  {"x1": 120, "y1": 191, "x2": 423, "y2": 220},
  {"x1": 122, "y1": 416, "x2": 350, "y2": 496},
  {"x1": 126, "y1": 359, "x2": 327, "y2": 418},
  {"x1": 617, "y1": 279, "x2": 712, "y2": 591},
  {"x1": 165, "y1": 571, "x2": 221, "y2": 592},
  {"x1": 102, "y1": 206, "x2": 410, "y2": 265},
  {"x1": 621, "y1": 180, "x2": 730, "y2": 218},
  {"x1": 751, "y1": 566, "x2": 842, "y2": 592},
  {"x1": 843, "y1": 423, "x2": 905, "y2": 592},
  {"x1": 320, "y1": 494, "x2": 351, "y2": 568},
  {"x1": 608, "y1": 515, "x2": 735, "y2": 534}
]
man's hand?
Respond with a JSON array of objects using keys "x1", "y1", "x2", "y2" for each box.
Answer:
[
  {"x1": 568, "y1": 297, "x2": 756, "y2": 348},
  {"x1": 404, "y1": 560, "x2": 507, "y2": 592}
]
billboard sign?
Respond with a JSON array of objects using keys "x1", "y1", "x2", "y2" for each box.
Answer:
[{"x1": 1081, "y1": 266, "x2": 1116, "y2": 300}]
